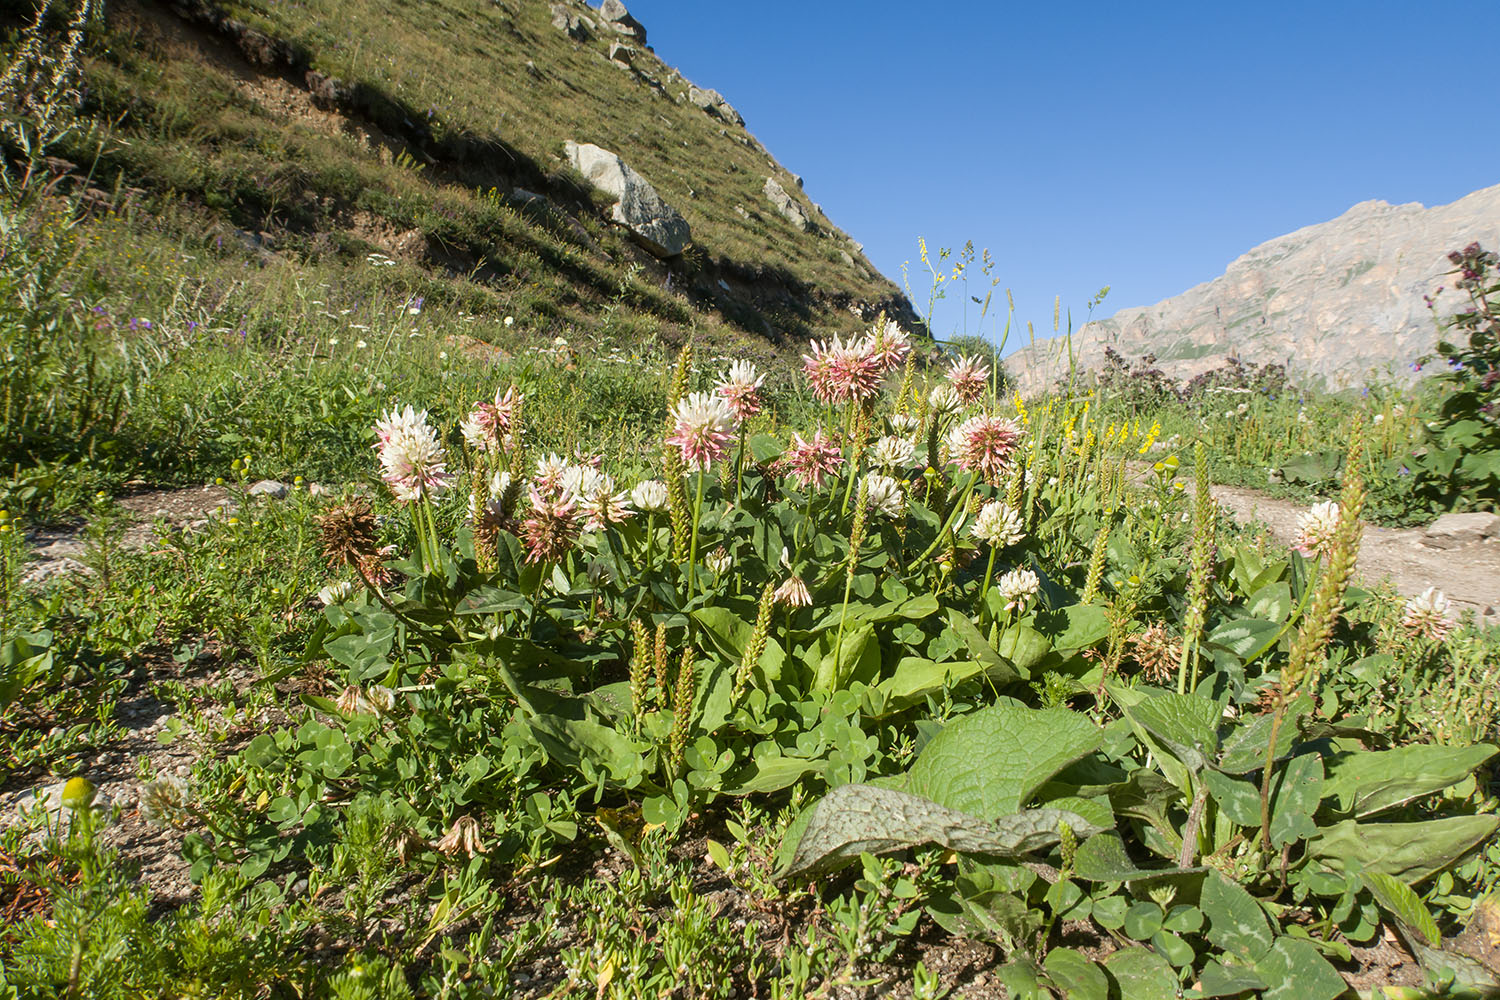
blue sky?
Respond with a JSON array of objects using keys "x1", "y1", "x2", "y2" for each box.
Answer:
[{"x1": 618, "y1": 1, "x2": 1500, "y2": 354}]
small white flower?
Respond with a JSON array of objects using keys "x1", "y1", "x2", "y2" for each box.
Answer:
[
  {"x1": 356, "y1": 339, "x2": 369, "y2": 349},
  {"x1": 329, "y1": 337, "x2": 340, "y2": 346},
  {"x1": 970, "y1": 501, "x2": 1024, "y2": 547},
  {"x1": 1373, "y1": 413, "x2": 1385, "y2": 425},
  {"x1": 705, "y1": 548, "x2": 733, "y2": 575},
  {"x1": 488, "y1": 470, "x2": 511, "y2": 501},
  {"x1": 1401, "y1": 587, "x2": 1454, "y2": 641},
  {"x1": 929, "y1": 384, "x2": 963, "y2": 416},
  {"x1": 504, "y1": 316, "x2": 515, "y2": 327},
  {"x1": 630, "y1": 479, "x2": 670, "y2": 513},
  {"x1": 995, "y1": 568, "x2": 1040, "y2": 612},
  {"x1": 888, "y1": 413, "x2": 920, "y2": 435},
  {"x1": 862, "y1": 473, "x2": 905, "y2": 518},
  {"x1": 318, "y1": 581, "x2": 357, "y2": 606},
  {"x1": 870, "y1": 435, "x2": 917, "y2": 471},
  {"x1": 1293, "y1": 500, "x2": 1342, "y2": 559}
]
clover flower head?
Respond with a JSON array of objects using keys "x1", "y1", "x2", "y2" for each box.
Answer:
[
  {"x1": 947, "y1": 414, "x2": 1024, "y2": 482},
  {"x1": 1401, "y1": 587, "x2": 1454, "y2": 641},
  {"x1": 318, "y1": 580, "x2": 357, "y2": 606},
  {"x1": 1293, "y1": 501, "x2": 1341, "y2": 560},
  {"x1": 374, "y1": 405, "x2": 451, "y2": 503},
  {"x1": 774, "y1": 574, "x2": 812, "y2": 607},
  {"x1": 714, "y1": 360, "x2": 766, "y2": 420},
  {"x1": 888, "y1": 413, "x2": 920, "y2": 436},
  {"x1": 666, "y1": 391, "x2": 737, "y2": 470},
  {"x1": 870, "y1": 434, "x2": 917, "y2": 471},
  {"x1": 863, "y1": 473, "x2": 905, "y2": 519},
  {"x1": 631, "y1": 479, "x2": 670, "y2": 513},
  {"x1": 783, "y1": 428, "x2": 844, "y2": 489},
  {"x1": 928, "y1": 384, "x2": 963, "y2": 416},
  {"x1": 533, "y1": 453, "x2": 571, "y2": 495},
  {"x1": 946, "y1": 355, "x2": 992, "y2": 404},
  {"x1": 434, "y1": 815, "x2": 486, "y2": 857},
  {"x1": 802, "y1": 334, "x2": 882, "y2": 404},
  {"x1": 868, "y1": 318, "x2": 911, "y2": 373},
  {"x1": 996, "y1": 567, "x2": 1040, "y2": 612},
  {"x1": 520, "y1": 485, "x2": 579, "y2": 564},
  {"x1": 971, "y1": 500, "x2": 1024, "y2": 547},
  {"x1": 706, "y1": 547, "x2": 733, "y2": 576}
]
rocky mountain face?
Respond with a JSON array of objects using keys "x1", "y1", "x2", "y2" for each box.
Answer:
[{"x1": 1008, "y1": 184, "x2": 1500, "y2": 393}]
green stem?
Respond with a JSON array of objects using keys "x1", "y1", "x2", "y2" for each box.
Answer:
[
  {"x1": 912, "y1": 472, "x2": 978, "y2": 568},
  {"x1": 732, "y1": 424, "x2": 747, "y2": 509},
  {"x1": 685, "y1": 470, "x2": 706, "y2": 606},
  {"x1": 978, "y1": 546, "x2": 998, "y2": 615}
]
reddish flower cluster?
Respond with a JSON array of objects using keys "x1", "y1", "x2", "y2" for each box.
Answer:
[
  {"x1": 783, "y1": 429, "x2": 844, "y2": 489},
  {"x1": 947, "y1": 414, "x2": 1023, "y2": 482}
]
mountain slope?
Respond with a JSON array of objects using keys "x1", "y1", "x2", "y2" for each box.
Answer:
[
  {"x1": 1008, "y1": 184, "x2": 1500, "y2": 393},
  {"x1": 25, "y1": 0, "x2": 914, "y2": 353}
]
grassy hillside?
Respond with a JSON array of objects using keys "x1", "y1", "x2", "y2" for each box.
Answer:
[{"x1": 20, "y1": 0, "x2": 913, "y2": 350}]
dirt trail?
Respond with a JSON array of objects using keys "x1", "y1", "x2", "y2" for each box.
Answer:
[
  {"x1": 20, "y1": 478, "x2": 1500, "y2": 627},
  {"x1": 1197, "y1": 482, "x2": 1500, "y2": 628}
]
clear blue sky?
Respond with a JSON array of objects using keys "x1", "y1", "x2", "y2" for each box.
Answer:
[{"x1": 617, "y1": 1, "x2": 1500, "y2": 355}]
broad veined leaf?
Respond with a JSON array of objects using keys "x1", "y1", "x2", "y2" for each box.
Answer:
[
  {"x1": 905, "y1": 705, "x2": 1101, "y2": 820},
  {"x1": 945, "y1": 610, "x2": 1024, "y2": 686},
  {"x1": 1073, "y1": 831, "x2": 1202, "y2": 883},
  {"x1": 1362, "y1": 871, "x2": 1440, "y2": 947},
  {"x1": 1032, "y1": 603, "x2": 1111, "y2": 650},
  {"x1": 1216, "y1": 696, "x2": 1309, "y2": 773},
  {"x1": 1268, "y1": 752, "x2": 1323, "y2": 849},
  {"x1": 1123, "y1": 692, "x2": 1224, "y2": 772},
  {"x1": 1195, "y1": 961, "x2": 1267, "y2": 997},
  {"x1": 811, "y1": 622, "x2": 879, "y2": 694},
  {"x1": 1042, "y1": 947, "x2": 1109, "y2": 1000},
  {"x1": 1102, "y1": 946, "x2": 1179, "y2": 1000},
  {"x1": 1246, "y1": 581, "x2": 1293, "y2": 623},
  {"x1": 776, "y1": 783, "x2": 1102, "y2": 879},
  {"x1": 1309, "y1": 815, "x2": 1500, "y2": 885},
  {"x1": 1255, "y1": 937, "x2": 1348, "y2": 1000},
  {"x1": 724, "y1": 754, "x2": 823, "y2": 796},
  {"x1": 1202, "y1": 870, "x2": 1274, "y2": 963},
  {"x1": 1321, "y1": 743, "x2": 1497, "y2": 819},
  {"x1": 1206, "y1": 617, "x2": 1283, "y2": 661}
]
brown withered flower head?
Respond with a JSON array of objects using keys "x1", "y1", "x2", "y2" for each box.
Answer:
[
  {"x1": 1126, "y1": 623, "x2": 1182, "y2": 685},
  {"x1": 320, "y1": 496, "x2": 380, "y2": 570}
]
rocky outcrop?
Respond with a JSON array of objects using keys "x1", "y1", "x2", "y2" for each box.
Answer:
[
  {"x1": 1008, "y1": 184, "x2": 1500, "y2": 394},
  {"x1": 564, "y1": 141, "x2": 690, "y2": 257},
  {"x1": 599, "y1": 0, "x2": 646, "y2": 44},
  {"x1": 763, "y1": 176, "x2": 814, "y2": 232},
  {"x1": 608, "y1": 42, "x2": 634, "y2": 66},
  {"x1": 549, "y1": 4, "x2": 593, "y2": 41},
  {"x1": 688, "y1": 86, "x2": 744, "y2": 126}
]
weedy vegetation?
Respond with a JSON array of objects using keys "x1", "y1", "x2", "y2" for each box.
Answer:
[{"x1": 2, "y1": 2, "x2": 1499, "y2": 999}]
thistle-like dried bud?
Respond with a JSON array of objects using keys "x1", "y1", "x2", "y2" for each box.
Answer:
[{"x1": 320, "y1": 496, "x2": 380, "y2": 570}]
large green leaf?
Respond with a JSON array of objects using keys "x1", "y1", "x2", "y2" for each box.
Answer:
[
  {"x1": 905, "y1": 705, "x2": 1101, "y2": 820},
  {"x1": 1309, "y1": 815, "x2": 1500, "y2": 885},
  {"x1": 1033, "y1": 603, "x2": 1111, "y2": 650},
  {"x1": 1043, "y1": 947, "x2": 1109, "y2": 1000},
  {"x1": 1202, "y1": 769, "x2": 1262, "y2": 828},
  {"x1": 1124, "y1": 692, "x2": 1223, "y2": 772},
  {"x1": 811, "y1": 622, "x2": 879, "y2": 694},
  {"x1": 1073, "y1": 831, "x2": 1202, "y2": 883},
  {"x1": 1207, "y1": 617, "x2": 1282, "y2": 660},
  {"x1": 1362, "y1": 872, "x2": 1440, "y2": 947},
  {"x1": 776, "y1": 783, "x2": 1102, "y2": 879},
  {"x1": 1216, "y1": 697, "x2": 1308, "y2": 774},
  {"x1": 1268, "y1": 752, "x2": 1323, "y2": 849},
  {"x1": 875, "y1": 656, "x2": 989, "y2": 708},
  {"x1": 1202, "y1": 871, "x2": 1274, "y2": 963},
  {"x1": 1255, "y1": 938, "x2": 1348, "y2": 1000},
  {"x1": 1103, "y1": 947, "x2": 1179, "y2": 1000},
  {"x1": 1321, "y1": 744, "x2": 1497, "y2": 819},
  {"x1": 724, "y1": 755, "x2": 822, "y2": 796},
  {"x1": 945, "y1": 610, "x2": 1024, "y2": 686}
]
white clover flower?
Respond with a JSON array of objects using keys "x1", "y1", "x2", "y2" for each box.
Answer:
[
  {"x1": 373, "y1": 405, "x2": 451, "y2": 503},
  {"x1": 970, "y1": 501, "x2": 1024, "y2": 547},
  {"x1": 705, "y1": 548, "x2": 733, "y2": 575},
  {"x1": 504, "y1": 316, "x2": 514, "y2": 326},
  {"x1": 928, "y1": 384, "x2": 963, "y2": 416},
  {"x1": 630, "y1": 479, "x2": 670, "y2": 513},
  {"x1": 488, "y1": 470, "x2": 511, "y2": 501},
  {"x1": 996, "y1": 567, "x2": 1040, "y2": 612},
  {"x1": 1293, "y1": 500, "x2": 1341, "y2": 560},
  {"x1": 870, "y1": 435, "x2": 917, "y2": 471},
  {"x1": 863, "y1": 473, "x2": 905, "y2": 519},
  {"x1": 318, "y1": 580, "x2": 357, "y2": 606},
  {"x1": 888, "y1": 413, "x2": 920, "y2": 436},
  {"x1": 1401, "y1": 587, "x2": 1454, "y2": 641},
  {"x1": 1373, "y1": 413, "x2": 1385, "y2": 425}
]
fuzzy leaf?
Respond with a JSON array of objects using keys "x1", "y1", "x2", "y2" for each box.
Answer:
[
  {"x1": 1268, "y1": 752, "x2": 1323, "y2": 849},
  {"x1": 1309, "y1": 815, "x2": 1500, "y2": 885},
  {"x1": 1321, "y1": 744, "x2": 1497, "y2": 819},
  {"x1": 1042, "y1": 947, "x2": 1109, "y2": 1000},
  {"x1": 1202, "y1": 871, "x2": 1274, "y2": 964},
  {"x1": 905, "y1": 705, "x2": 1101, "y2": 820},
  {"x1": 1124, "y1": 693, "x2": 1223, "y2": 772},
  {"x1": 1255, "y1": 938, "x2": 1348, "y2": 1000},
  {"x1": 777, "y1": 783, "x2": 1101, "y2": 879},
  {"x1": 1103, "y1": 946, "x2": 1179, "y2": 1000}
]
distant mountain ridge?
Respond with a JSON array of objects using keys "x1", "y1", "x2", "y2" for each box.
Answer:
[{"x1": 1008, "y1": 184, "x2": 1500, "y2": 393}]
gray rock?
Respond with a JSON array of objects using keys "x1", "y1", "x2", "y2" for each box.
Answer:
[
  {"x1": 1420, "y1": 511, "x2": 1500, "y2": 549},
  {"x1": 608, "y1": 42, "x2": 635, "y2": 66},
  {"x1": 510, "y1": 188, "x2": 549, "y2": 209},
  {"x1": 549, "y1": 3, "x2": 591, "y2": 40},
  {"x1": 599, "y1": 0, "x2": 646, "y2": 43},
  {"x1": 1006, "y1": 183, "x2": 1500, "y2": 395},
  {"x1": 5, "y1": 779, "x2": 114, "y2": 828},
  {"x1": 763, "y1": 176, "x2": 814, "y2": 232},
  {"x1": 564, "y1": 141, "x2": 690, "y2": 257},
  {"x1": 687, "y1": 86, "x2": 744, "y2": 126},
  {"x1": 248, "y1": 479, "x2": 289, "y2": 499}
]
